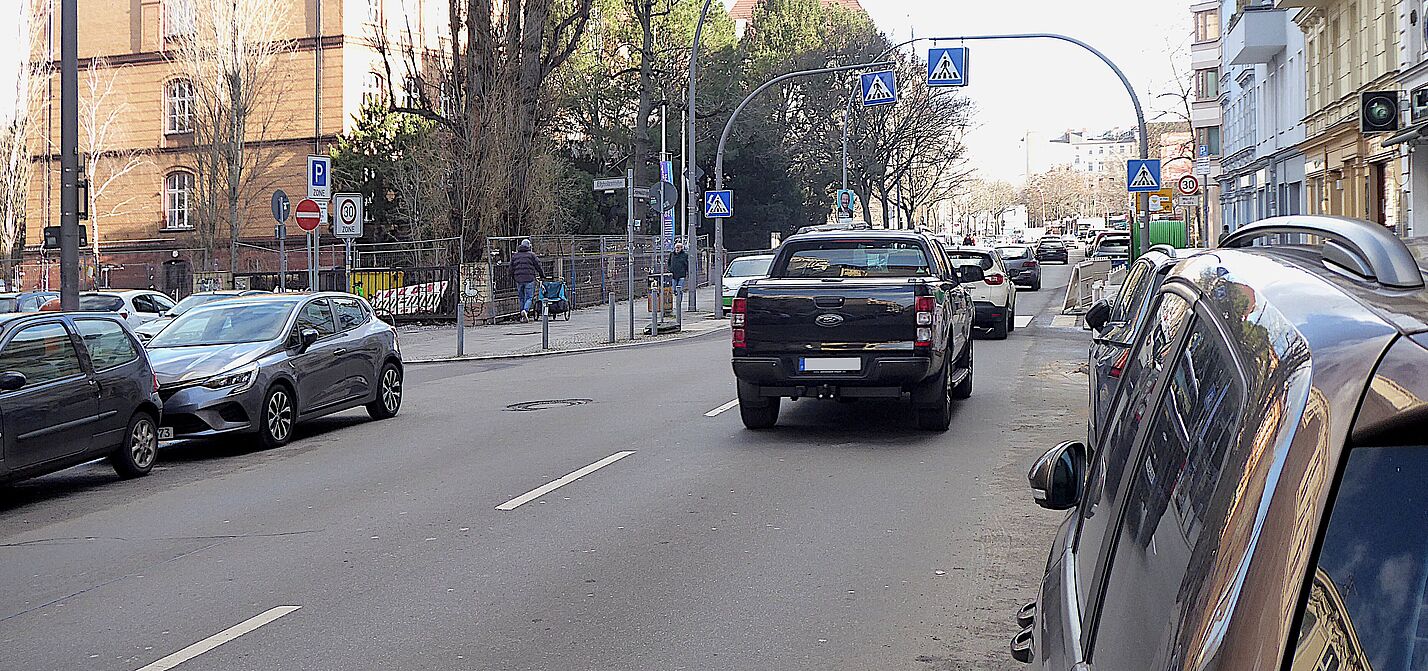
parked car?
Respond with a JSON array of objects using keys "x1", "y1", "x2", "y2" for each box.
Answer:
[
  {"x1": 133, "y1": 290, "x2": 267, "y2": 342},
  {"x1": 1035, "y1": 237, "x2": 1069, "y2": 264},
  {"x1": 146, "y1": 292, "x2": 403, "y2": 448},
  {"x1": 1014, "y1": 216, "x2": 1428, "y2": 671},
  {"x1": 731, "y1": 230, "x2": 975, "y2": 431},
  {"x1": 42, "y1": 290, "x2": 178, "y2": 328},
  {"x1": 996, "y1": 245, "x2": 1042, "y2": 291},
  {"x1": 14, "y1": 291, "x2": 59, "y2": 312},
  {"x1": 0, "y1": 312, "x2": 161, "y2": 484},
  {"x1": 1090, "y1": 234, "x2": 1131, "y2": 266},
  {"x1": 944, "y1": 245, "x2": 1017, "y2": 339},
  {"x1": 722, "y1": 255, "x2": 775, "y2": 309},
  {"x1": 1081, "y1": 245, "x2": 1203, "y2": 442}
]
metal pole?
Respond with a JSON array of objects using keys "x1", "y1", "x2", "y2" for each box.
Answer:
[
  {"x1": 58, "y1": 0, "x2": 79, "y2": 310},
  {"x1": 278, "y1": 229, "x2": 286, "y2": 292},
  {"x1": 687, "y1": 0, "x2": 714, "y2": 313},
  {"x1": 649, "y1": 276, "x2": 657, "y2": 336},
  {"x1": 626, "y1": 167, "x2": 635, "y2": 340},
  {"x1": 608, "y1": 292, "x2": 616, "y2": 343},
  {"x1": 456, "y1": 301, "x2": 465, "y2": 356},
  {"x1": 542, "y1": 300, "x2": 550, "y2": 349}
]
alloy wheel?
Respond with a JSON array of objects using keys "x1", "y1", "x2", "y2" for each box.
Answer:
[
  {"x1": 130, "y1": 418, "x2": 157, "y2": 469},
  {"x1": 381, "y1": 368, "x2": 402, "y2": 413},
  {"x1": 267, "y1": 390, "x2": 293, "y2": 442}
]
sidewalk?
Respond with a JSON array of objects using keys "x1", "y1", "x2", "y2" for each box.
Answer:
[{"x1": 399, "y1": 285, "x2": 727, "y2": 362}]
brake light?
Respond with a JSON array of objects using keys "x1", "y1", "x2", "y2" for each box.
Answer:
[
  {"x1": 984, "y1": 273, "x2": 1006, "y2": 286},
  {"x1": 153, "y1": 371, "x2": 160, "y2": 393},
  {"x1": 732, "y1": 297, "x2": 747, "y2": 349},
  {"x1": 915, "y1": 296, "x2": 935, "y2": 347},
  {"x1": 1108, "y1": 349, "x2": 1131, "y2": 378},
  {"x1": 1025, "y1": 260, "x2": 1039, "y2": 268},
  {"x1": 119, "y1": 310, "x2": 129, "y2": 320}
]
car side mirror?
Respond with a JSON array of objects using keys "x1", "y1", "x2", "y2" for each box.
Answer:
[
  {"x1": 1028, "y1": 441, "x2": 1087, "y2": 510},
  {"x1": 956, "y1": 265, "x2": 985, "y2": 284},
  {"x1": 1085, "y1": 300, "x2": 1112, "y2": 334},
  {"x1": 0, "y1": 370, "x2": 26, "y2": 391},
  {"x1": 298, "y1": 327, "x2": 320, "y2": 351}
]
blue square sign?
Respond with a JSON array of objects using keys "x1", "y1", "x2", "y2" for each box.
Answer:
[
  {"x1": 307, "y1": 155, "x2": 332, "y2": 200},
  {"x1": 927, "y1": 47, "x2": 968, "y2": 87},
  {"x1": 860, "y1": 71, "x2": 897, "y2": 107},
  {"x1": 704, "y1": 190, "x2": 733, "y2": 218},
  {"x1": 1126, "y1": 159, "x2": 1162, "y2": 193}
]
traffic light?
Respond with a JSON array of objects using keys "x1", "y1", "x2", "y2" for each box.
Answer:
[{"x1": 1361, "y1": 91, "x2": 1401, "y2": 134}]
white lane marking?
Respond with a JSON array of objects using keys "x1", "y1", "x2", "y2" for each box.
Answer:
[
  {"x1": 135, "y1": 605, "x2": 301, "y2": 671},
  {"x1": 1014, "y1": 315, "x2": 1035, "y2": 329},
  {"x1": 1050, "y1": 314, "x2": 1082, "y2": 329},
  {"x1": 705, "y1": 399, "x2": 739, "y2": 417},
  {"x1": 496, "y1": 451, "x2": 636, "y2": 511}
]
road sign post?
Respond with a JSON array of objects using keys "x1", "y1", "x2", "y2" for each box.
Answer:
[
  {"x1": 272, "y1": 190, "x2": 290, "y2": 292},
  {"x1": 294, "y1": 199, "x2": 322, "y2": 291},
  {"x1": 333, "y1": 193, "x2": 363, "y2": 292}
]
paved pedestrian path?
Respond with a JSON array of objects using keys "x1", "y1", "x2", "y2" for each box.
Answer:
[{"x1": 400, "y1": 286, "x2": 725, "y2": 362}]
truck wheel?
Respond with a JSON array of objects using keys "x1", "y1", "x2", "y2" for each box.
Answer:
[
  {"x1": 916, "y1": 359, "x2": 953, "y2": 431},
  {"x1": 737, "y1": 380, "x2": 779, "y2": 430},
  {"x1": 951, "y1": 339, "x2": 974, "y2": 400}
]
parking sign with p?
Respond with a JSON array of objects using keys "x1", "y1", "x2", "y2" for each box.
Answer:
[{"x1": 308, "y1": 155, "x2": 332, "y2": 200}]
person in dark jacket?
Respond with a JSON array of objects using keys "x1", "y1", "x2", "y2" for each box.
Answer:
[
  {"x1": 510, "y1": 239, "x2": 543, "y2": 322},
  {"x1": 669, "y1": 242, "x2": 690, "y2": 295}
]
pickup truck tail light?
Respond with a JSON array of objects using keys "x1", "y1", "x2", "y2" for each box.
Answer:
[
  {"x1": 915, "y1": 296, "x2": 935, "y2": 347},
  {"x1": 984, "y1": 273, "x2": 1006, "y2": 286},
  {"x1": 731, "y1": 297, "x2": 747, "y2": 348}
]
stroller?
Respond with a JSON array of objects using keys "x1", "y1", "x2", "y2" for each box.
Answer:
[{"x1": 537, "y1": 279, "x2": 571, "y2": 320}]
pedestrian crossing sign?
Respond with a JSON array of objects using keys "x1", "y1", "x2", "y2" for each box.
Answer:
[
  {"x1": 927, "y1": 47, "x2": 968, "y2": 87},
  {"x1": 861, "y1": 70, "x2": 897, "y2": 107},
  {"x1": 704, "y1": 190, "x2": 733, "y2": 218},
  {"x1": 1126, "y1": 159, "x2": 1162, "y2": 193}
]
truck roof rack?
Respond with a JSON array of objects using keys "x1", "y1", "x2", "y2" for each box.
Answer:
[{"x1": 1218, "y1": 215, "x2": 1425, "y2": 290}]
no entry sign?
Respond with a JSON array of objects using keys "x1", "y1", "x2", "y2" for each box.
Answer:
[{"x1": 294, "y1": 198, "x2": 322, "y2": 232}]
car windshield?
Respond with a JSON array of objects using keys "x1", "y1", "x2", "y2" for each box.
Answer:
[
  {"x1": 168, "y1": 293, "x2": 235, "y2": 317},
  {"x1": 79, "y1": 295, "x2": 125, "y2": 311},
  {"x1": 947, "y1": 251, "x2": 994, "y2": 270},
  {"x1": 149, "y1": 302, "x2": 294, "y2": 347},
  {"x1": 726, "y1": 257, "x2": 772, "y2": 278},
  {"x1": 1039, "y1": 239, "x2": 1065, "y2": 248},
  {"x1": 997, "y1": 246, "x2": 1029, "y2": 259},
  {"x1": 1099, "y1": 238, "x2": 1130, "y2": 253},
  {"x1": 776, "y1": 240, "x2": 931, "y2": 278}
]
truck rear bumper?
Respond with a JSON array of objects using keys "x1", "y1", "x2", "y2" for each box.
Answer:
[{"x1": 732, "y1": 355, "x2": 933, "y2": 398}]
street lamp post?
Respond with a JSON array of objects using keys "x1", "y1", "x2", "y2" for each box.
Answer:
[
  {"x1": 59, "y1": 0, "x2": 80, "y2": 309},
  {"x1": 685, "y1": 0, "x2": 715, "y2": 312}
]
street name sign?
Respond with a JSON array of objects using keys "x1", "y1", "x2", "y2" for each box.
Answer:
[
  {"x1": 332, "y1": 193, "x2": 364, "y2": 238},
  {"x1": 294, "y1": 198, "x2": 322, "y2": 232},
  {"x1": 704, "y1": 190, "x2": 733, "y2": 218},
  {"x1": 307, "y1": 156, "x2": 333, "y2": 200},
  {"x1": 927, "y1": 47, "x2": 968, "y2": 87},
  {"x1": 1127, "y1": 159, "x2": 1162, "y2": 193},
  {"x1": 860, "y1": 71, "x2": 897, "y2": 107},
  {"x1": 593, "y1": 177, "x2": 627, "y2": 191}
]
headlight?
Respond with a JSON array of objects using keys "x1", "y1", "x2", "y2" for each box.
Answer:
[{"x1": 202, "y1": 364, "x2": 258, "y2": 392}]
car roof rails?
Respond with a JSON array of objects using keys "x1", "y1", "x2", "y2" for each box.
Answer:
[{"x1": 1219, "y1": 215, "x2": 1426, "y2": 290}]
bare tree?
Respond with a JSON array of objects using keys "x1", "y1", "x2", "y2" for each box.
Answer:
[
  {"x1": 0, "y1": 0, "x2": 49, "y2": 283},
  {"x1": 169, "y1": 0, "x2": 291, "y2": 272},
  {"x1": 81, "y1": 58, "x2": 149, "y2": 268}
]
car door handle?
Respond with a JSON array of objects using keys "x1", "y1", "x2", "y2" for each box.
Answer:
[{"x1": 332, "y1": 348, "x2": 348, "y2": 355}]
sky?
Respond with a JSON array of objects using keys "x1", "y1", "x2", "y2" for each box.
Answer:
[{"x1": 861, "y1": 0, "x2": 1193, "y2": 184}]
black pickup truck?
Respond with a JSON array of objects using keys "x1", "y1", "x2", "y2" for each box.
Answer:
[{"x1": 731, "y1": 230, "x2": 977, "y2": 431}]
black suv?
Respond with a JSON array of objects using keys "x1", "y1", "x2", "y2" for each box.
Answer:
[
  {"x1": 1015, "y1": 216, "x2": 1428, "y2": 671},
  {"x1": 1035, "y1": 238, "x2": 1069, "y2": 264}
]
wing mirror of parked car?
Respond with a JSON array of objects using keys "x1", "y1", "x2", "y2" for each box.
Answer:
[
  {"x1": 0, "y1": 370, "x2": 26, "y2": 391},
  {"x1": 956, "y1": 265, "x2": 985, "y2": 284},
  {"x1": 297, "y1": 328, "x2": 320, "y2": 351},
  {"x1": 1028, "y1": 441, "x2": 1087, "y2": 510},
  {"x1": 1084, "y1": 300, "x2": 1112, "y2": 334}
]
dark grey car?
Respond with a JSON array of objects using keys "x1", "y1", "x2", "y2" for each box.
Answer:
[
  {"x1": 1016, "y1": 216, "x2": 1428, "y2": 671},
  {"x1": 0, "y1": 313, "x2": 161, "y2": 484},
  {"x1": 996, "y1": 245, "x2": 1042, "y2": 290},
  {"x1": 146, "y1": 292, "x2": 403, "y2": 448}
]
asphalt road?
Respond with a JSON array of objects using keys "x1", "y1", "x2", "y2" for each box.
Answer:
[{"x1": 0, "y1": 259, "x2": 1089, "y2": 671}]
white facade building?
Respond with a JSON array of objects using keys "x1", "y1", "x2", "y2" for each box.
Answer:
[
  {"x1": 1218, "y1": 1, "x2": 1307, "y2": 230},
  {"x1": 1390, "y1": 0, "x2": 1428, "y2": 237},
  {"x1": 1193, "y1": 0, "x2": 1226, "y2": 240}
]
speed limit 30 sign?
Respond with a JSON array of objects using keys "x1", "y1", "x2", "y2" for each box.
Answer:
[
  {"x1": 332, "y1": 193, "x2": 364, "y2": 238},
  {"x1": 1176, "y1": 174, "x2": 1201, "y2": 197}
]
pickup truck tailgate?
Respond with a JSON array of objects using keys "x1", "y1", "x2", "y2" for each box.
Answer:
[{"x1": 743, "y1": 280, "x2": 918, "y2": 351}]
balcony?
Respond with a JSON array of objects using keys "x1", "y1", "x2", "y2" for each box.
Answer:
[{"x1": 1226, "y1": 7, "x2": 1287, "y2": 65}]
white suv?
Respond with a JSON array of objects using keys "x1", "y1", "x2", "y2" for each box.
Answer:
[{"x1": 942, "y1": 246, "x2": 1016, "y2": 339}]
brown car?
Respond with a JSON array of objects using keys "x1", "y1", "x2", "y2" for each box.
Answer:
[{"x1": 1017, "y1": 215, "x2": 1428, "y2": 671}]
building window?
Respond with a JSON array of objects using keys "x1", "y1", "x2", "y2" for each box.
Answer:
[
  {"x1": 363, "y1": 72, "x2": 385, "y2": 105},
  {"x1": 162, "y1": 0, "x2": 195, "y2": 39},
  {"x1": 1196, "y1": 127, "x2": 1222, "y2": 156},
  {"x1": 403, "y1": 75, "x2": 421, "y2": 108},
  {"x1": 366, "y1": 0, "x2": 382, "y2": 23},
  {"x1": 165, "y1": 79, "x2": 194, "y2": 134},
  {"x1": 1195, "y1": 9, "x2": 1220, "y2": 43},
  {"x1": 1196, "y1": 68, "x2": 1220, "y2": 100},
  {"x1": 165, "y1": 172, "x2": 194, "y2": 230}
]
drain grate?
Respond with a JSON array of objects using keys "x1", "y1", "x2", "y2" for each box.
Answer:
[{"x1": 505, "y1": 399, "x2": 593, "y2": 412}]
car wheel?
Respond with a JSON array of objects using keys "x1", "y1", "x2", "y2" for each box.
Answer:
[
  {"x1": 990, "y1": 308, "x2": 1009, "y2": 339},
  {"x1": 111, "y1": 411, "x2": 158, "y2": 478},
  {"x1": 951, "y1": 338, "x2": 974, "y2": 400},
  {"x1": 259, "y1": 384, "x2": 296, "y2": 449},
  {"x1": 366, "y1": 363, "x2": 403, "y2": 420},
  {"x1": 915, "y1": 357, "x2": 953, "y2": 432},
  {"x1": 737, "y1": 380, "x2": 779, "y2": 430}
]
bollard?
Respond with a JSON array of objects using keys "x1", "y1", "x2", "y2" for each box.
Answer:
[
  {"x1": 542, "y1": 300, "x2": 550, "y2": 350},
  {"x1": 649, "y1": 278, "x2": 658, "y2": 337},
  {"x1": 675, "y1": 287, "x2": 683, "y2": 329},
  {"x1": 608, "y1": 292, "x2": 616, "y2": 343},
  {"x1": 456, "y1": 302, "x2": 465, "y2": 357}
]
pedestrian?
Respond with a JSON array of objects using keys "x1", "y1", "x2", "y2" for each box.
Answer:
[
  {"x1": 510, "y1": 239, "x2": 544, "y2": 323},
  {"x1": 352, "y1": 279, "x2": 365, "y2": 298},
  {"x1": 669, "y1": 241, "x2": 690, "y2": 296},
  {"x1": 962, "y1": 234, "x2": 975, "y2": 246}
]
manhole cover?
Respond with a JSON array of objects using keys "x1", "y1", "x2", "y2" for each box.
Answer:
[{"x1": 505, "y1": 399, "x2": 593, "y2": 412}]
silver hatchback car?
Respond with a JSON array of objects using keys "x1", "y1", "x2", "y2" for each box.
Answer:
[{"x1": 145, "y1": 292, "x2": 403, "y2": 448}]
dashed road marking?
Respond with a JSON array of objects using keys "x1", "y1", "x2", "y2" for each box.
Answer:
[
  {"x1": 496, "y1": 451, "x2": 636, "y2": 511},
  {"x1": 705, "y1": 399, "x2": 740, "y2": 417},
  {"x1": 135, "y1": 605, "x2": 301, "y2": 671}
]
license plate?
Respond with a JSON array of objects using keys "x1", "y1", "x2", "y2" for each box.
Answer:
[
  {"x1": 799, "y1": 357, "x2": 861, "y2": 373},
  {"x1": 157, "y1": 427, "x2": 174, "y2": 440}
]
